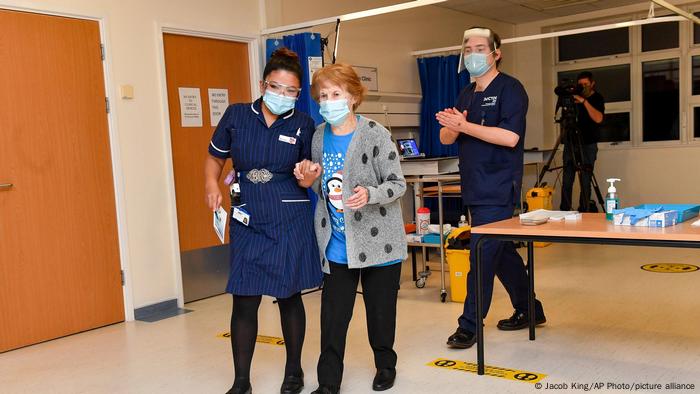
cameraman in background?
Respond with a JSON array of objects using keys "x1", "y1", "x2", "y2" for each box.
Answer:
[{"x1": 560, "y1": 71, "x2": 605, "y2": 212}]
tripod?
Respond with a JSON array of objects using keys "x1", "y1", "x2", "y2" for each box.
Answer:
[{"x1": 536, "y1": 101, "x2": 604, "y2": 212}]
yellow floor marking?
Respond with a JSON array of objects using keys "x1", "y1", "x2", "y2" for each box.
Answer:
[
  {"x1": 217, "y1": 332, "x2": 285, "y2": 346},
  {"x1": 427, "y1": 358, "x2": 546, "y2": 383}
]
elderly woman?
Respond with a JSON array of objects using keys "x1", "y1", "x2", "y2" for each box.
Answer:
[{"x1": 294, "y1": 63, "x2": 407, "y2": 394}]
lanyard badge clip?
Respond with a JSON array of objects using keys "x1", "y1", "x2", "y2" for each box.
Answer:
[{"x1": 225, "y1": 170, "x2": 241, "y2": 206}]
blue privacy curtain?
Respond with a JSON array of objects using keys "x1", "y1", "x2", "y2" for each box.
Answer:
[
  {"x1": 267, "y1": 33, "x2": 323, "y2": 207},
  {"x1": 417, "y1": 55, "x2": 470, "y2": 223},
  {"x1": 266, "y1": 33, "x2": 323, "y2": 125},
  {"x1": 417, "y1": 55, "x2": 470, "y2": 157}
]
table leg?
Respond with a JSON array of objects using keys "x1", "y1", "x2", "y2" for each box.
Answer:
[
  {"x1": 527, "y1": 241, "x2": 536, "y2": 341},
  {"x1": 438, "y1": 181, "x2": 446, "y2": 302},
  {"x1": 476, "y1": 236, "x2": 485, "y2": 375},
  {"x1": 411, "y1": 247, "x2": 417, "y2": 282}
]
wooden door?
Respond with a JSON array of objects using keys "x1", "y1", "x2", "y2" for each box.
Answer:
[
  {"x1": 162, "y1": 34, "x2": 251, "y2": 301},
  {"x1": 0, "y1": 9, "x2": 123, "y2": 352}
]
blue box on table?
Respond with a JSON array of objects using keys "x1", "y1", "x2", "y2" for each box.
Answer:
[
  {"x1": 634, "y1": 204, "x2": 700, "y2": 224},
  {"x1": 422, "y1": 233, "x2": 446, "y2": 245}
]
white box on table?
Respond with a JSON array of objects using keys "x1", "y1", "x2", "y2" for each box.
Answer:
[
  {"x1": 648, "y1": 211, "x2": 677, "y2": 227},
  {"x1": 613, "y1": 214, "x2": 648, "y2": 226},
  {"x1": 613, "y1": 210, "x2": 678, "y2": 227}
]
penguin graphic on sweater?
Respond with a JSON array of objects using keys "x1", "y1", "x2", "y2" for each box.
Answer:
[{"x1": 325, "y1": 171, "x2": 344, "y2": 213}]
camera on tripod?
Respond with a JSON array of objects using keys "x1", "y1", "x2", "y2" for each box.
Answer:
[
  {"x1": 533, "y1": 78, "x2": 605, "y2": 212},
  {"x1": 554, "y1": 79, "x2": 584, "y2": 119},
  {"x1": 554, "y1": 79, "x2": 584, "y2": 97}
]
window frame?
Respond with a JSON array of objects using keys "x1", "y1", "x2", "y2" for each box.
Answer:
[
  {"x1": 554, "y1": 16, "x2": 633, "y2": 66},
  {"x1": 638, "y1": 54, "x2": 682, "y2": 145},
  {"x1": 689, "y1": 6, "x2": 700, "y2": 141},
  {"x1": 640, "y1": 16, "x2": 680, "y2": 54},
  {"x1": 692, "y1": 106, "x2": 700, "y2": 141},
  {"x1": 550, "y1": 10, "x2": 699, "y2": 150},
  {"x1": 553, "y1": 56, "x2": 633, "y2": 148}
]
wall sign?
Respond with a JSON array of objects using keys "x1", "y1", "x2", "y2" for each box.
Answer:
[
  {"x1": 353, "y1": 66, "x2": 379, "y2": 92},
  {"x1": 208, "y1": 88, "x2": 229, "y2": 126},
  {"x1": 178, "y1": 87, "x2": 203, "y2": 127}
]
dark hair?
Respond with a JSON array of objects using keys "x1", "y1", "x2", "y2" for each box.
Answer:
[
  {"x1": 465, "y1": 26, "x2": 502, "y2": 67},
  {"x1": 263, "y1": 47, "x2": 303, "y2": 84},
  {"x1": 577, "y1": 71, "x2": 594, "y2": 82}
]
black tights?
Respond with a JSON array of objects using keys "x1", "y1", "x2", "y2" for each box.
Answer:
[{"x1": 230, "y1": 293, "x2": 306, "y2": 385}]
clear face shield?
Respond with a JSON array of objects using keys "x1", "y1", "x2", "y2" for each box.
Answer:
[{"x1": 457, "y1": 28, "x2": 496, "y2": 74}]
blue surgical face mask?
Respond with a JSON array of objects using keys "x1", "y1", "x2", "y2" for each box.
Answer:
[
  {"x1": 262, "y1": 90, "x2": 296, "y2": 115},
  {"x1": 463, "y1": 51, "x2": 495, "y2": 78},
  {"x1": 319, "y1": 98, "x2": 350, "y2": 126}
]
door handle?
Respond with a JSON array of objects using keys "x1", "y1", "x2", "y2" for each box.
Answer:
[{"x1": 0, "y1": 183, "x2": 13, "y2": 190}]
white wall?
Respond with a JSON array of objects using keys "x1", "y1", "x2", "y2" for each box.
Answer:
[
  {"x1": 515, "y1": 1, "x2": 700, "y2": 208},
  {"x1": 265, "y1": 0, "x2": 515, "y2": 95},
  {"x1": 1, "y1": 0, "x2": 263, "y2": 314},
  {"x1": 265, "y1": 1, "x2": 516, "y2": 223}
]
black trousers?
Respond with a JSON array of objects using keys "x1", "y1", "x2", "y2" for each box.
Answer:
[
  {"x1": 560, "y1": 142, "x2": 598, "y2": 211},
  {"x1": 317, "y1": 262, "x2": 402, "y2": 387}
]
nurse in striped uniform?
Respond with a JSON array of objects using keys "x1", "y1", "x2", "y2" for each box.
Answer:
[{"x1": 204, "y1": 48, "x2": 322, "y2": 394}]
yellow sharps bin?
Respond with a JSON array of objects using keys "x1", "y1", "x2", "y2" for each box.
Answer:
[
  {"x1": 445, "y1": 227, "x2": 471, "y2": 303},
  {"x1": 525, "y1": 186, "x2": 554, "y2": 247}
]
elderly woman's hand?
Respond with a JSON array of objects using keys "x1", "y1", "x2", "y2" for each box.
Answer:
[
  {"x1": 294, "y1": 159, "x2": 321, "y2": 187},
  {"x1": 345, "y1": 186, "x2": 369, "y2": 210}
]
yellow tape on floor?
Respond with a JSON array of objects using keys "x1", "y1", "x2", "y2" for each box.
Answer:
[
  {"x1": 217, "y1": 332, "x2": 285, "y2": 346},
  {"x1": 427, "y1": 358, "x2": 546, "y2": 383},
  {"x1": 641, "y1": 263, "x2": 699, "y2": 273}
]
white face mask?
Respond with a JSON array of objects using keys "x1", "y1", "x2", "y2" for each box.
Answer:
[
  {"x1": 463, "y1": 50, "x2": 496, "y2": 77},
  {"x1": 319, "y1": 98, "x2": 350, "y2": 126},
  {"x1": 263, "y1": 90, "x2": 296, "y2": 115}
]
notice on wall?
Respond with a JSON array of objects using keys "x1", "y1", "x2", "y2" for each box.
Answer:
[
  {"x1": 208, "y1": 88, "x2": 229, "y2": 126},
  {"x1": 308, "y1": 56, "x2": 323, "y2": 83},
  {"x1": 353, "y1": 66, "x2": 379, "y2": 92},
  {"x1": 178, "y1": 87, "x2": 203, "y2": 127}
]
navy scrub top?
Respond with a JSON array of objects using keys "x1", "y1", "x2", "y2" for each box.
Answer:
[
  {"x1": 455, "y1": 72, "x2": 528, "y2": 206},
  {"x1": 208, "y1": 98, "x2": 323, "y2": 298}
]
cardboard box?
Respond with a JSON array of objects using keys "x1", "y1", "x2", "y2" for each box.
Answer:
[
  {"x1": 647, "y1": 211, "x2": 678, "y2": 227},
  {"x1": 613, "y1": 210, "x2": 678, "y2": 227},
  {"x1": 613, "y1": 213, "x2": 648, "y2": 226}
]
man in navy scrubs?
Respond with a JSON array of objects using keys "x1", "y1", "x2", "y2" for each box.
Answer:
[{"x1": 436, "y1": 27, "x2": 546, "y2": 349}]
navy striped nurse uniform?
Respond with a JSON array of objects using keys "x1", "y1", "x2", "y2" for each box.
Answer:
[{"x1": 208, "y1": 98, "x2": 323, "y2": 298}]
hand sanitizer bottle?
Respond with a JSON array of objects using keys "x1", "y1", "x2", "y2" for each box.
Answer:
[
  {"x1": 605, "y1": 178, "x2": 621, "y2": 220},
  {"x1": 458, "y1": 215, "x2": 468, "y2": 228}
]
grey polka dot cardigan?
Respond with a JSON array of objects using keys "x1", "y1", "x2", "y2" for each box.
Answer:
[{"x1": 311, "y1": 116, "x2": 408, "y2": 273}]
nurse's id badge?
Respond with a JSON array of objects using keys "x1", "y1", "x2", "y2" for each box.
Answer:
[
  {"x1": 278, "y1": 134, "x2": 297, "y2": 145},
  {"x1": 232, "y1": 206, "x2": 251, "y2": 226},
  {"x1": 213, "y1": 206, "x2": 228, "y2": 243}
]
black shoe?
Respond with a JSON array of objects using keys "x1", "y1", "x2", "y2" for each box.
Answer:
[
  {"x1": 226, "y1": 380, "x2": 252, "y2": 394},
  {"x1": 496, "y1": 310, "x2": 546, "y2": 331},
  {"x1": 372, "y1": 368, "x2": 396, "y2": 391},
  {"x1": 311, "y1": 385, "x2": 340, "y2": 394},
  {"x1": 280, "y1": 372, "x2": 304, "y2": 394},
  {"x1": 446, "y1": 327, "x2": 476, "y2": 349}
]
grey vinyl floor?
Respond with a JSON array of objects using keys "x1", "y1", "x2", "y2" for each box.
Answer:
[{"x1": 1, "y1": 244, "x2": 699, "y2": 394}]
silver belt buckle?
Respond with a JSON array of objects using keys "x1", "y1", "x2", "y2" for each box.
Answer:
[{"x1": 246, "y1": 169, "x2": 273, "y2": 184}]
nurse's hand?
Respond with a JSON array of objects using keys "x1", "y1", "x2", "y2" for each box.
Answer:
[
  {"x1": 205, "y1": 181, "x2": 222, "y2": 211},
  {"x1": 345, "y1": 186, "x2": 368, "y2": 210},
  {"x1": 435, "y1": 107, "x2": 468, "y2": 133},
  {"x1": 294, "y1": 160, "x2": 307, "y2": 180},
  {"x1": 295, "y1": 160, "x2": 321, "y2": 188}
]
